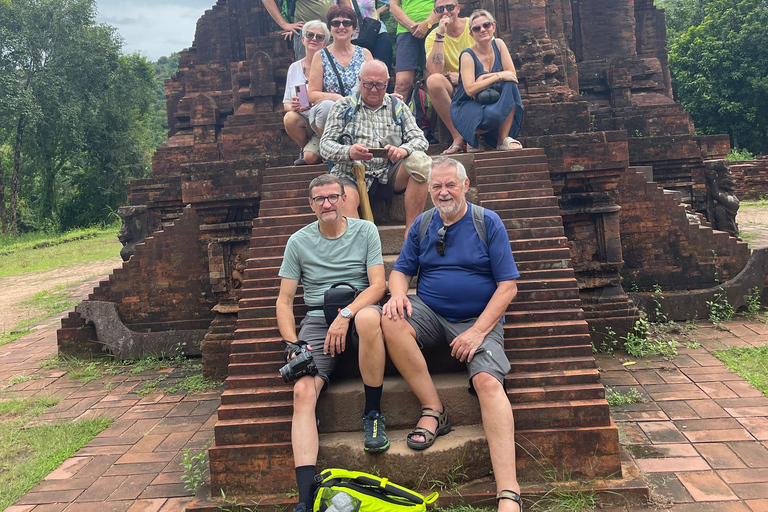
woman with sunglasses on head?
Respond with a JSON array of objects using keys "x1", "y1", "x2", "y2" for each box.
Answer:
[
  {"x1": 284, "y1": 20, "x2": 331, "y2": 165},
  {"x1": 308, "y1": 4, "x2": 373, "y2": 137},
  {"x1": 450, "y1": 10, "x2": 524, "y2": 151}
]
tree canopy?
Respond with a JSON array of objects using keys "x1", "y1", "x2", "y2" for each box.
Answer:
[
  {"x1": 662, "y1": 0, "x2": 768, "y2": 155},
  {"x1": 0, "y1": 0, "x2": 163, "y2": 233}
]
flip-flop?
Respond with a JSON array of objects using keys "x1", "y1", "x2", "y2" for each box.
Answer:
[
  {"x1": 496, "y1": 137, "x2": 523, "y2": 151},
  {"x1": 441, "y1": 144, "x2": 464, "y2": 155}
]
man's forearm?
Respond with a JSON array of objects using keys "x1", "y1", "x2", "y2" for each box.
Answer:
[
  {"x1": 262, "y1": 0, "x2": 288, "y2": 29},
  {"x1": 426, "y1": 44, "x2": 446, "y2": 75},
  {"x1": 346, "y1": 282, "x2": 386, "y2": 316},
  {"x1": 388, "y1": 271, "x2": 413, "y2": 296},
  {"x1": 276, "y1": 301, "x2": 299, "y2": 342},
  {"x1": 471, "y1": 281, "x2": 518, "y2": 336},
  {"x1": 389, "y1": 1, "x2": 414, "y2": 30}
]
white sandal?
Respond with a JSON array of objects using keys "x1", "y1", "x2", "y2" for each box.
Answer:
[{"x1": 497, "y1": 137, "x2": 523, "y2": 151}]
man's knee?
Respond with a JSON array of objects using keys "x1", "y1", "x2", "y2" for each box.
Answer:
[
  {"x1": 381, "y1": 314, "x2": 412, "y2": 341},
  {"x1": 293, "y1": 376, "x2": 319, "y2": 408},
  {"x1": 472, "y1": 372, "x2": 504, "y2": 397},
  {"x1": 425, "y1": 73, "x2": 450, "y2": 95},
  {"x1": 284, "y1": 111, "x2": 302, "y2": 128},
  {"x1": 355, "y1": 308, "x2": 382, "y2": 336}
]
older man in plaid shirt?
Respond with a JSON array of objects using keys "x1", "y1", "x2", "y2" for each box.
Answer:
[{"x1": 320, "y1": 60, "x2": 430, "y2": 237}]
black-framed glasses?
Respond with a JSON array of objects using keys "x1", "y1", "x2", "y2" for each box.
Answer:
[
  {"x1": 330, "y1": 19, "x2": 354, "y2": 27},
  {"x1": 434, "y1": 3, "x2": 457, "y2": 13},
  {"x1": 361, "y1": 81, "x2": 388, "y2": 90},
  {"x1": 471, "y1": 21, "x2": 494, "y2": 33},
  {"x1": 435, "y1": 226, "x2": 447, "y2": 256},
  {"x1": 304, "y1": 31, "x2": 326, "y2": 42},
  {"x1": 312, "y1": 194, "x2": 341, "y2": 206}
]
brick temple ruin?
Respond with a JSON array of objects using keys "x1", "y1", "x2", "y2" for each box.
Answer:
[{"x1": 57, "y1": 0, "x2": 767, "y2": 505}]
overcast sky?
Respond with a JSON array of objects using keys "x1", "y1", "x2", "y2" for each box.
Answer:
[{"x1": 95, "y1": 0, "x2": 215, "y2": 61}]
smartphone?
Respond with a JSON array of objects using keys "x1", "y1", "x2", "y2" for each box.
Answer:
[
  {"x1": 367, "y1": 148, "x2": 389, "y2": 158},
  {"x1": 295, "y1": 84, "x2": 310, "y2": 109}
]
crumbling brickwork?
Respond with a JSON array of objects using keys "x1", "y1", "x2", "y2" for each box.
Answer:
[{"x1": 729, "y1": 158, "x2": 768, "y2": 201}]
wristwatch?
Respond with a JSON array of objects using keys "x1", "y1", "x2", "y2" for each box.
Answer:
[{"x1": 340, "y1": 307, "x2": 353, "y2": 319}]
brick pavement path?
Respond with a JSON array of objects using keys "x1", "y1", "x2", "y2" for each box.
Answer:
[
  {"x1": 1, "y1": 278, "x2": 767, "y2": 511},
  {"x1": 1, "y1": 276, "x2": 220, "y2": 512},
  {"x1": 599, "y1": 320, "x2": 768, "y2": 512}
]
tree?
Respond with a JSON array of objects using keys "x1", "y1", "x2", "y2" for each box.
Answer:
[{"x1": 666, "y1": 0, "x2": 768, "y2": 155}]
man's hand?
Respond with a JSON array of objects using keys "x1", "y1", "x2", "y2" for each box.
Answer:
[
  {"x1": 385, "y1": 145, "x2": 408, "y2": 162},
  {"x1": 349, "y1": 143, "x2": 373, "y2": 161},
  {"x1": 436, "y1": 15, "x2": 450, "y2": 35},
  {"x1": 324, "y1": 316, "x2": 350, "y2": 356},
  {"x1": 280, "y1": 21, "x2": 304, "y2": 38},
  {"x1": 449, "y1": 327, "x2": 484, "y2": 362},
  {"x1": 445, "y1": 71, "x2": 459, "y2": 86},
  {"x1": 383, "y1": 293, "x2": 412, "y2": 320},
  {"x1": 410, "y1": 21, "x2": 428, "y2": 38}
]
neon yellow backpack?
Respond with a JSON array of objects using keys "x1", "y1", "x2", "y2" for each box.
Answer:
[{"x1": 312, "y1": 469, "x2": 439, "y2": 512}]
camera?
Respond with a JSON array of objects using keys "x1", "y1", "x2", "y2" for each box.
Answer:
[{"x1": 279, "y1": 343, "x2": 319, "y2": 383}]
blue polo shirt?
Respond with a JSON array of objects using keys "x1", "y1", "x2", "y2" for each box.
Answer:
[{"x1": 393, "y1": 203, "x2": 520, "y2": 322}]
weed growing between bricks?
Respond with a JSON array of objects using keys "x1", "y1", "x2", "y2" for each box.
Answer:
[{"x1": 0, "y1": 396, "x2": 113, "y2": 509}]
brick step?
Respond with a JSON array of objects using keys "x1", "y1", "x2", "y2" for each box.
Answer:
[
  {"x1": 252, "y1": 213, "x2": 315, "y2": 228},
  {"x1": 505, "y1": 344, "x2": 593, "y2": 360},
  {"x1": 515, "y1": 267, "x2": 575, "y2": 280},
  {"x1": 214, "y1": 416, "x2": 292, "y2": 445},
  {"x1": 508, "y1": 298, "x2": 583, "y2": 312},
  {"x1": 262, "y1": 166, "x2": 327, "y2": 183},
  {"x1": 228, "y1": 360, "x2": 283, "y2": 375},
  {"x1": 258, "y1": 197, "x2": 312, "y2": 210},
  {"x1": 508, "y1": 247, "x2": 572, "y2": 262},
  {"x1": 249, "y1": 225, "x2": 309, "y2": 240},
  {"x1": 260, "y1": 205, "x2": 317, "y2": 217},
  {"x1": 262, "y1": 188, "x2": 312, "y2": 200},
  {"x1": 514, "y1": 258, "x2": 571, "y2": 271},
  {"x1": 476, "y1": 179, "x2": 552, "y2": 194},
  {"x1": 474, "y1": 147, "x2": 546, "y2": 160},
  {"x1": 225, "y1": 373, "x2": 285, "y2": 389},
  {"x1": 473, "y1": 154, "x2": 548, "y2": 168},
  {"x1": 503, "y1": 216, "x2": 565, "y2": 230},
  {"x1": 244, "y1": 255, "x2": 285, "y2": 269},
  {"x1": 509, "y1": 356, "x2": 596, "y2": 373},
  {"x1": 510, "y1": 333, "x2": 591, "y2": 349},
  {"x1": 583, "y1": 309, "x2": 640, "y2": 320},
  {"x1": 237, "y1": 294, "x2": 280, "y2": 307},
  {"x1": 229, "y1": 350, "x2": 284, "y2": 363},
  {"x1": 480, "y1": 196, "x2": 559, "y2": 211},
  {"x1": 221, "y1": 386, "x2": 293, "y2": 405},
  {"x1": 505, "y1": 308, "x2": 584, "y2": 323},
  {"x1": 493, "y1": 205, "x2": 563, "y2": 220},
  {"x1": 514, "y1": 277, "x2": 579, "y2": 290},
  {"x1": 504, "y1": 319, "x2": 589, "y2": 338},
  {"x1": 475, "y1": 171, "x2": 552, "y2": 184},
  {"x1": 229, "y1": 337, "x2": 285, "y2": 354},
  {"x1": 218, "y1": 400, "x2": 293, "y2": 421},
  {"x1": 505, "y1": 368, "x2": 600, "y2": 388},
  {"x1": 508, "y1": 225, "x2": 565, "y2": 240}
]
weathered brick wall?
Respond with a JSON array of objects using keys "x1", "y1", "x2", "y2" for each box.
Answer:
[
  {"x1": 88, "y1": 207, "x2": 216, "y2": 332},
  {"x1": 572, "y1": 0, "x2": 637, "y2": 61},
  {"x1": 618, "y1": 169, "x2": 751, "y2": 291},
  {"x1": 729, "y1": 158, "x2": 768, "y2": 201}
]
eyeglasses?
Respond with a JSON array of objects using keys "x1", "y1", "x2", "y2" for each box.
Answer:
[
  {"x1": 330, "y1": 19, "x2": 354, "y2": 27},
  {"x1": 361, "y1": 81, "x2": 388, "y2": 90},
  {"x1": 434, "y1": 3, "x2": 457, "y2": 13},
  {"x1": 311, "y1": 194, "x2": 341, "y2": 206},
  {"x1": 303, "y1": 31, "x2": 326, "y2": 42},
  {"x1": 435, "y1": 226, "x2": 447, "y2": 256},
  {"x1": 471, "y1": 21, "x2": 494, "y2": 33}
]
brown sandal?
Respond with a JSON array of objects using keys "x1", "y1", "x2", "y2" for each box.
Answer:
[
  {"x1": 497, "y1": 490, "x2": 523, "y2": 512},
  {"x1": 405, "y1": 407, "x2": 451, "y2": 450}
]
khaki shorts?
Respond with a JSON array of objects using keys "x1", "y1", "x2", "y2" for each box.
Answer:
[
  {"x1": 337, "y1": 159, "x2": 407, "y2": 198},
  {"x1": 405, "y1": 295, "x2": 510, "y2": 395}
]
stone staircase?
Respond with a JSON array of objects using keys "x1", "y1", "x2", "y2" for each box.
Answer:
[{"x1": 208, "y1": 149, "x2": 621, "y2": 497}]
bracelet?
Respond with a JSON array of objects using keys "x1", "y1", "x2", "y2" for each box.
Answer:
[
  {"x1": 435, "y1": 33, "x2": 445, "y2": 39},
  {"x1": 434, "y1": 39, "x2": 444, "y2": 43}
]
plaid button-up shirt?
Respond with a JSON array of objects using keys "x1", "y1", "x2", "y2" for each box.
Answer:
[{"x1": 319, "y1": 94, "x2": 429, "y2": 189}]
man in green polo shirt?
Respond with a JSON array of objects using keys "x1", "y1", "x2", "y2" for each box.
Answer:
[
  {"x1": 390, "y1": 0, "x2": 438, "y2": 97},
  {"x1": 262, "y1": 0, "x2": 348, "y2": 59}
]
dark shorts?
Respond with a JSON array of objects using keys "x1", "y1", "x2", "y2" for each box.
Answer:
[
  {"x1": 297, "y1": 306, "x2": 383, "y2": 388},
  {"x1": 338, "y1": 159, "x2": 407, "y2": 198},
  {"x1": 395, "y1": 32, "x2": 426, "y2": 73},
  {"x1": 405, "y1": 295, "x2": 511, "y2": 395}
]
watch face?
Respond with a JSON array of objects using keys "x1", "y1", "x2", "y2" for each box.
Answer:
[{"x1": 340, "y1": 308, "x2": 352, "y2": 318}]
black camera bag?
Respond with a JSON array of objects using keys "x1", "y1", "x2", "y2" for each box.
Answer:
[{"x1": 323, "y1": 283, "x2": 359, "y2": 325}]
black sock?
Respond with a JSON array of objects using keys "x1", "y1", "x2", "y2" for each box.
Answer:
[
  {"x1": 296, "y1": 465, "x2": 316, "y2": 506},
  {"x1": 364, "y1": 385, "x2": 383, "y2": 416}
]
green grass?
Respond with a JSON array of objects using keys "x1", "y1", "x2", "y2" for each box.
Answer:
[
  {"x1": 0, "y1": 286, "x2": 83, "y2": 349},
  {"x1": 0, "y1": 329, "x2": 33, "y2": 349},
  {"x1": 0, "y1": 396, "x2": 113, "y2": 509},
  {"x1": 0, "y1": 225, "x2": 121, "y2": 278},
  {"x1": 714, "y1": 345, "x2": 768, "y2": 396},
  {"x1": 605, "y1": 387, "x2": 641, "y2": 406},
  {"x1": 739, "y1": 199, "x2": 768, "y2": 209}
]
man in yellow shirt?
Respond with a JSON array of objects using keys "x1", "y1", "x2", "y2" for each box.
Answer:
[{"x1": 424, "y1": 0, "x2": 473, "y2": 154}]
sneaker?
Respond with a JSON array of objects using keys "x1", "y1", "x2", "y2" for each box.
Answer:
[
  {"x1": 294, "y1": 503, "x2": 307, "y2": 512},
  {"x1": 362, "y1": 410, "x2": 390, "y2": 453}
]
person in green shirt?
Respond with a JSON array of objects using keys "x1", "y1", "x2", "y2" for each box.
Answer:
[
  {"x1": 389, "y1": 0, "x2": 439, "y2": 97},
  {"x1": 262, "y1": 0, "x2": 350, "y2": 59}
]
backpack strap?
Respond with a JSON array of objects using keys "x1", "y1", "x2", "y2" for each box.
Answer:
[
  {"x1": 470, "y1": 202, "x2": 487, "y2": 245},
  {"x1": 324, "y1": 48, "x2": 347, "y2": 97},
  {"x1": 417, "y1": 208, "x2": 436, "y2": 245},
  {"x1": 316, "y1": 469, "x2": 438, "y2": 506}
]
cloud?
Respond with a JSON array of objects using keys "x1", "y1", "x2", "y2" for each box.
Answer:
[{"x1": 95, "y1": 0, "x2": 215, "y2": 60}]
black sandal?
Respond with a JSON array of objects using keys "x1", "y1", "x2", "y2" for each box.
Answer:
[
  {"x1": 406, "y1": 407, "x2": 451, "y2": 450},
  {"x1": 497, "y1": 490, "x2": 523, "y2": 512}
]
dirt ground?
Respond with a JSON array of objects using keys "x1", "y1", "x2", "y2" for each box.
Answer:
[
  {"x1": 0, "y1": 258, "x2": 122, "y2": 334},
  {"x1": 737, "y1": 204, "x2": 768, "y2": 248}
]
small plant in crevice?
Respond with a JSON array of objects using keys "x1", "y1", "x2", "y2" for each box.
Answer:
[
  {"x1": 429, "y1": 456, "x2": 468, "y2": 494},
  {"x1": 605, "y1": 387, "x2": 641, "y2": 406},
  {"x1": 218, "y1": 489, "x2": 261, "y2": 512},
  {"x1": 591, "y1": 326, "x2": 619, "y2": 354},
  {"x1": 706, "y1": 292, "x2": 734, "y2": 326},
  {"x1": 622, "y1": 318, "x2": 678, "y2": 359},
  {"x1": 685, "y1": 341, "x2": 701, "y2": 349},
  {"x1": 650, "y1": 284, "x2": 667, "y2": 322},
  {"x1": 745, "y1": 286, "x2": 762, "y2": 320},
  {"x1": 180, "y1": 442, "x2": 213, "y2": 495}
]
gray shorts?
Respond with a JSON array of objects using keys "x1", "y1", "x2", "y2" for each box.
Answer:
[
  {"x1": 297, "y1": 306, "x2": 383, "y2": 387},
  {"x1": 405, "y1": 295, "x2": 510, "y2": 394},
  {"x1": 308, "y1": 99, "x2": 335, "y2": 133},
  {"x1": 395, "y1": 32, "x2": 426, "y2": 73}
]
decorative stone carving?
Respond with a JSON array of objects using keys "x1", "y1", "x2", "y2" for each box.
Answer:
[
  {"x1": 117, "y1": 205, "x2": 150, "y2": 261},
  {"x1": 705, "y1": 160, "x2": 740, "y2": 237}
]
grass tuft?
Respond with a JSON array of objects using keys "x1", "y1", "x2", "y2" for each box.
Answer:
[{"x1": 714, "y1": 345, "x2": 768, "y2": 396}]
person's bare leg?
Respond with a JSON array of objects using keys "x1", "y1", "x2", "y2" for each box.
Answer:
[
  {"x1": 395, "y1": 70, "x2": 416, "y2": 99},
  {"x1": 472, "y1": 372, "x2": 521, "y2": 512},
  {"x1": 304, "y1": 151, "x2": 322, "y2": 164},
  {"x1": 394, "y1": 170, "x2": 428, "y2": 238},
  {"x1": 284, "y1": 112, "x2": 309, "y2": 148},
  {"x1": 342, "y1": 187, "x2": 362, "y2": 219},
  {"x1": 425, "y1": 74, "x2": 463, "y2": 148},
  {"x1": 292, "y1": 375, "x2": 326, "y2": 466},
  {"x1": 356, "y1": 308, "x2": 385, "y2": 387},
  {"x1": 381, "y1": 315, "x2": 442, "y2": 442},
  {"x1": 496, "y1": 106, "x2": 517, "y2": 145}
]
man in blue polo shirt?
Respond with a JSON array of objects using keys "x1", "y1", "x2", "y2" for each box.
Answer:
[{"x1": 381, "y1": 157, "x2": 523, "y2": 512}]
